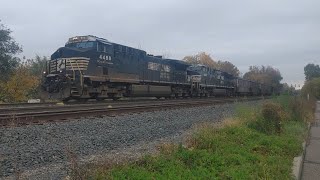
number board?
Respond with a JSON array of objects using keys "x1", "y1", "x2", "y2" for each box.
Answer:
[{"x1": 97, "y1": 54, "x2": 113, "y2": 64}]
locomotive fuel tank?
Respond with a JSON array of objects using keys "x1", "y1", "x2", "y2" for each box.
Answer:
[
  {"x1": 129, "y1": 85, "x2": 171, "y2": 97},
  {"x1": 213, "y1": 89, "x2": 227, "y2": 96}
]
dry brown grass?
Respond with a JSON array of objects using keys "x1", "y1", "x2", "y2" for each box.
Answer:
[
  {"x1": 184, "y1": 118, "x2": 241, "y2": 149},
  {"x1": 289, "y1": 97, "x2": 316, "y2": 123},
  {"x1": 221, "y1": 117, "x2": 242, "y2": 127},
  {"x1": 156, "y1": 142, "x2": 178, "y2": 155}
]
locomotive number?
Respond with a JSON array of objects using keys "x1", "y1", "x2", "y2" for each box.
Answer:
[
  {"x1": 99, "y1": 54, "x2": 111, "y2": 61},
  {"x1": 98, "y1": 54, "x2": 112, "y2": 64}
]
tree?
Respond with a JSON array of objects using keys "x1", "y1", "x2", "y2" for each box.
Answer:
[
  {"x1": 281, "y1": 83, "x2": 295, "y2": 95},
  {"x1": 23, "y1": 55, "x2": 48, "y2": 99},
  {"x1": 0, "y1": 20, "x2": 22, "y2": 102},
  {"x1": 183, "y1": 52, "x2": 218, "y2": 69},
  {"x1": 217, "y1": 60, "x2": 240, "y2": 77},
  {"x1": 0, "y1": 20, "x2": 22, "y2": 81},
  {"x1": 301, "y1": 77, "x2": 320, "y2": 99},
  {"x1": 243, "y1": 65, "x2": 283, "y2": 87},
  {"x1": 24, "y1": 55, "x2": 48, "y2": 77},
  {"x1": 183, "y1": 55, "x2": 198, "y2": 65},
  {"x1": 304, "y1": 63, "x2": 320, "y2": 81},
  {"x1": 2, "y1": 64, "x2": 39, "y2": 102},
  {"x1": 0, "y1": 21, "x2": 47, "y2": 102}
]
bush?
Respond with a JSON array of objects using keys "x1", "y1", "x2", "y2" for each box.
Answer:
[
  {"x1": 2, "y1": 66, "x2": 39, "y2": 102},
  {"x1": 261, "y1": 101, "x2": 286, "y2": 134},
  {"x1": 246, "y1": 95, "x2": 314, "y2": 135},
  {"x1": 247, "y1": 101, "x2": 287, "y2": 135}
]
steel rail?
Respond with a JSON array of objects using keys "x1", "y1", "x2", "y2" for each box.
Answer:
[{"x1": 0, "y1": 97, "x2": 266, "y2": 127}]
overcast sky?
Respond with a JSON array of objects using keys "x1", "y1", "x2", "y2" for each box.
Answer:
[{"x1": 1, "y1": 0, "x2": 319, "y2": 87}]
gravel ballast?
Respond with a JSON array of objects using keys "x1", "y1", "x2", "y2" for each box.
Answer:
[{"x1": 0, "y1": 101, "x2": 258, "y2": 179}]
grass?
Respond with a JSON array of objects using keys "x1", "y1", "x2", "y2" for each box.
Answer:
[{"x1": 81, "y1": 95, "x2": 311, "y2": 180}]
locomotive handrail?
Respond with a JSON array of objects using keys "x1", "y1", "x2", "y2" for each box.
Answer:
[
  {"x1": 69, "y1": 59, "x2": 76, "y2": 81},
  {"x1": 74, "y1": 59, "x2": 84, "y2": 88}
]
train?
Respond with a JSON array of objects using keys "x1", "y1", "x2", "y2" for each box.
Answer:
[{"x1": 41, "y1": 35, "x2": 274, "y2": 102}]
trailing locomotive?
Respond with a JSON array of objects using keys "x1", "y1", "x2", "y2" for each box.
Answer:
[{"x1": 41, "y1": 35, "x2": 273, "y2": 101}]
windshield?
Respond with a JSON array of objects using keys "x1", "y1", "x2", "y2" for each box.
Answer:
[{"x1": 68, "y1": 41, "x2": 95, "y2": 48}]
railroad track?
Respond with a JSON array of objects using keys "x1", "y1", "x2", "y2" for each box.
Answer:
[
  {"x1": 0, "y1": 97, "x2": 267, "y2": 127},
  {"x1": 0, "y1": 102, "x2": 57, "y2": 108},
  {"x1": 0, "y1": 97, "x2": 167, "y2": 108},
  {"x1": 0, "y1": 97, "x2": 240, "y2": 113}
]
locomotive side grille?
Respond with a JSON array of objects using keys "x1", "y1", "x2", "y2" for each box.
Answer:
[
  {"x1": 49, "y1": 57, "x2": 90, "y2": 73},
  {"x1": 65, "y1": 57, "x2": 90, "y2": 71}
]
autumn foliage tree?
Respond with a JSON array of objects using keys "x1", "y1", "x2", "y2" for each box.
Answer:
[
  {"x1": 183, "y1": 52, "x2": 240, "y2": 77},
  {"x1": 217, "y1": 60, "x2": 240, "y2": 77},
  {"x1": 3, "y1": 63, "x2": 39, "y2": 102},
  {"x1": 243, "y1": 66, "x2": 283, "y2": 87},
  {"x1": 183, "y1": 52, "x2": 218, "y2": 69}
]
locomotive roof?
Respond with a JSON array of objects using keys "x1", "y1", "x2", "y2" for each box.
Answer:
[
  {"x1": 166, "y1": 59, "x2": 190, "y2": 67},
  {"x1": 67, "y1": 35, "x2": 146, "y2": 52},
  {"x1": 66, "y1": 35, "x2": 112, "y2": 45},
  {"x1": 190, "y1": 64, "x2": 234, "y2": 77},
  {"x1": 146, "y1": 56, "x2": 191, "y2": 68}
]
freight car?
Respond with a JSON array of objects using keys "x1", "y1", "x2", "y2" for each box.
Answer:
[{"x1": 41, "y1": 35, "x2": 273, "y2": 101}]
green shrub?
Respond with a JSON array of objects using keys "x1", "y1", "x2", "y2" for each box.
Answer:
[
  {"x1": 262, "y1": 101, "x2": 284, "y2": 133},
  {"x1": 246, "y1": 101, "x2": 287, "y2": 135}
]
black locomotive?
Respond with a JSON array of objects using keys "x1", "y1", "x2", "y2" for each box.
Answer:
[{"x1": 41, "y1": 35, "x2": 273, "y2": 101}]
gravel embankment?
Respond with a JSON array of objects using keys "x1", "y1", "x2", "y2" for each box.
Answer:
[{"x1": 0, "y1": 101, "x2": 258, "y2": 179}]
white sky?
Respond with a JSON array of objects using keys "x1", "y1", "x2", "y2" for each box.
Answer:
[{"x1": 1, "y1": 0, "x2": 320, "y2": 87}]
